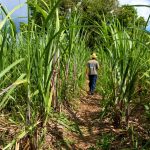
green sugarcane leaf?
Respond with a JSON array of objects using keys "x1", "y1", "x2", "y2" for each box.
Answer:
[
  {"x1": 0, "y1": 74, "x2": 26, "y2": 110},
  {"x1": 0, "y1": 3, "x2": 24, "y2": 30},
  {"x1": 0, "y1": 58, "x2": 24, "y2": 79}
]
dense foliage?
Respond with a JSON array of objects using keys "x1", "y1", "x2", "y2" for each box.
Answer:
[
  {"x1": 116, "y1": 5, "x2": 146, "y2": 27},
  {"x1": 0, "y1": 0, "x2": 150, "y2": 149}
]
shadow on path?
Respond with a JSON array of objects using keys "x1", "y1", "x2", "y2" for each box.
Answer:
[{"x1": 63, "y1": 93, "x2": 102, "y2": 149}]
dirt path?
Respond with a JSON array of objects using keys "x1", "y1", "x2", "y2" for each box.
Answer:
[
  {"x1": 63, "y1": 93, "x2": 102, "y2": 149},
  {"x1": 1, "y1": 91, "x2": 149, "y2": 149}
]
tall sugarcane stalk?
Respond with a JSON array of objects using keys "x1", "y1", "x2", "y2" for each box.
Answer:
[{"x1": 96, "y1": 19, "x2": 150, "y2": 128}]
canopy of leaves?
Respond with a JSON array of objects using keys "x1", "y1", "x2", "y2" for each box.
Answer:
[
  {"x1": 81, "y1": 0, "x2": 119, "y2": 22},
  {"x1": 116, "y1": 5, "x2": 146, "y2": 28},
  {"x1": 27, "y1": 0, "x2": 146, "y2": 49}
]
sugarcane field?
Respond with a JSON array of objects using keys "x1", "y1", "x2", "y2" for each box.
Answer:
[{"x1": 0, "y1": 0, "x2": 150, "y2": 149}]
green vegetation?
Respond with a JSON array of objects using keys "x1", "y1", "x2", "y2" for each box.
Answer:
[{"x1": 0, "y1": 0, "x2": 150, "y2": 149}]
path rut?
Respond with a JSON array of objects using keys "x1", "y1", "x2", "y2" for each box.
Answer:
[{"x1": 64, "y1": 94, "x2": 102, "y2": 149}]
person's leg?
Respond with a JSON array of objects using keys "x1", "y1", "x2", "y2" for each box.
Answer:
[
  {"x1": 93, "y1": 75, "x2": 97, "y2": 91},
  {"x1": 90, "y1": 75, "x2": 94, "y2": 94},
  {"x1": 88, "y1": 75, "x2": 92, "y2": 93},
  {"x1": 91, "y1": 75, "x2": 97, "y2": 94}
]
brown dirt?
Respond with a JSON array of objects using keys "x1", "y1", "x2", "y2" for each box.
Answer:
[
  {"x1": 45, "y1": 91, "x2": 150, "y2": 150},
  {"x1": 64, "y1": 93, "x2": 102, "y2": 149},
  {"x1": 46, "y1": 93, "x2": 103, "y2": 150},
  {"x1": 1, "y1": 90, "x2": 150, "y2": 150},
  {"x1": 42, "y1": 92, "x2": 102, "y2": 150}
]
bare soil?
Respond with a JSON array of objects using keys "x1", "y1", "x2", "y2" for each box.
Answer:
[
  {"x1": 1, "y1": 92, "x2": 150, "y2": 150},
  {"x1": 45, "y1": 92, "x2": 150, "y2": 150}
]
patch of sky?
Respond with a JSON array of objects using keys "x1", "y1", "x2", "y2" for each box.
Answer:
[
  {"x1": 119, "y1": 0, "x2": 150, "y2": 23},
  {"x1": 119, "y1": 0, "x2": 150, "y2": 31},
  {"x1": 146, "y1": 25, "x2": 150, "y2": 31},
  {"x1": 0, "y1": 0, "x2": 28, "y2": 32}
]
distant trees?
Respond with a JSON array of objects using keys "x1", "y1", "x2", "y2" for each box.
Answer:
[
  {"x1": 81, "y1": 0, "x2": 119, "y2": 19},
  {"x1": 116, "y1": 5, "x2": 146, "y2": 28},
  {"x1": 27, "y1": 0, "x2": 146, "y2": 28},
  {"x1": 26, "y1": 0, "x2": 146, "y2": 48},
  {"x1": 78, "y1": 0, "x2": 119, "y2": 48},
  {"x1": 27, "y1": 0, "x2": 147, "y2": 26},
  {"x1": 80, "y1": 3, "x2": 146, "y2": 48}
]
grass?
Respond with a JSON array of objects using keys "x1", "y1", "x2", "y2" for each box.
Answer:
[
  {"x1": 0, "y1": 0, "x2": 150, "y2": 149},
  {"x1": 0, "y1": 0, "x2": 88, "y2": 148}
]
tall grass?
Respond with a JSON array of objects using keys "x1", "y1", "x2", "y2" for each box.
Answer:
[
  {"x1": 0, "y1": 0, "x2": 89, "y2": 148},
  {"x1": 1, "y1": 0, "x2": 150, "y2": 149},
  {"x1": 96, "y1": 19, "x2": 150, "y2": 127}
]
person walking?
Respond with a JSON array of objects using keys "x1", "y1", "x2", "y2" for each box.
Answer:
[{"x1": 86, "y1": 53, "x2": 99, "y2": 95}]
